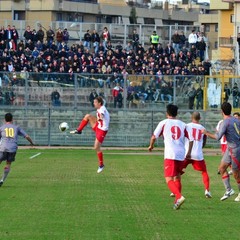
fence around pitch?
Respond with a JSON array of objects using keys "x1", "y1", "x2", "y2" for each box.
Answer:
[
  {"x1": 0, "y1": 20, "x2": 199, "y2": 48},
  {"x1": 0, "y1": 71, "x2": 206, "y2": 110},
  {"x1": 0, "y1": 107, "x2": 222, "y2": 148}
]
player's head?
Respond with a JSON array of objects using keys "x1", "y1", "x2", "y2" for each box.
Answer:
[
  {"x1": 233, "y1": 112, "x2": 240, "y2": 119},
  {"x1": 166, "y1": 104, "x2": 178, "y2": 118},
  {"x1": 192, "y1": 112, "x2": 201, "y2": 122},
  {"x1": 5, "y1": 113, "x2": 13, "y2": 122},
  {"x1": 94, "y1": 96, "x2": 104, "y2": 108},
  {"x1": 221, "y1": 102, "x2": 232, "y2": 116}
]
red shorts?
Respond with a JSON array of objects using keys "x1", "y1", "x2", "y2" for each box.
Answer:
[
  {"x1": 221, "y1": 144, "x2": 227, "y2": 155},
  {"x1": 92, "y1": 123, "x2": 108, "y2": 144},
  {"x1": 183, "y1": 159, "x2": 207, "y2": 172},
  {"x1": 164, "y1": 159, "x2": 185, "y2": 177}
]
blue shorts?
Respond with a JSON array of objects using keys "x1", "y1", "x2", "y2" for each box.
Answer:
[{"x1": 0, "y1": 152, "x2": 16, "y2": 162}]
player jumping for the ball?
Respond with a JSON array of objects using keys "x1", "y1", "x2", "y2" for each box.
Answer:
[
  {"x1": 0, "y1": 113, "x2": 34, "y2": 187},
  {"x1": 70, "y1": 96, "x2": 110, "y2": 173}
]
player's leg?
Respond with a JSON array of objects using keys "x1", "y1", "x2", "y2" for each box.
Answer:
[
  {"x1": 165, "y1": 160, "x2": 185, "y2": 209},
  {"x1": 0, "y1": 153, "x2": 14, "y2": 187},
  {"x1": 219, "y1": 150, "x2": 234, "y2": 200},
  {"x1": 76, "y1": 114, "x2": 97, "y2": 132},
  {"x1": 1, "y1": 161, "x2": 11, "y2": 183},
  {"x1": 192, "y1": 160, "x2": 211, "y2": 198},
  {"x1": 166, "y1": 176, "x2": 182, "y2": 200},
  {"x1": 170, "y1": 159, "x2": 189, "y2": 197},
  {"x1": 229, "y1": 147, "x2": 240, "y2": 202},
  {"x1": 94, "y1": 138, "x2": 104, "y2": 173}
]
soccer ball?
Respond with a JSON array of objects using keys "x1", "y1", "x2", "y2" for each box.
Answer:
[{"x1": 59, "y1": 122, "x2": 69, "y2": 132}]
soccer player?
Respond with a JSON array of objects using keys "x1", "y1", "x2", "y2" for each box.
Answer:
[
  {"x1": 70, "y1": 96, "x2": 110, "y2": 173},
  {"x1": 0, "y1": 113, "x2": 34, "y2": 187},
  {"x1": 202, "y1": 102, "x2": 240, "y2": 201},
  {"x1": 148, "y1": 104, "x2": 193, "y2": 210},
  {"x1": 216, "y1": 119, "x2": 227, "y2": 155},
  {"x1": 183, "y1": 112, "x2": 211, "y2": 198},
  {"x1": 233, "y1": 112, "x2": 240, "y2": 120}
]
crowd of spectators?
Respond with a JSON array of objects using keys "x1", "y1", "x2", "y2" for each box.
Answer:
[{"x1": 0, "y1": 24, "x2": 214, "y2": 108}]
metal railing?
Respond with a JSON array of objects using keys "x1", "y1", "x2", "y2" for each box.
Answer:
[
  {"x1": 0, "y1": 71, "x2": 205, "y2": 110},
  {"x1": 0, "y1": 20, "x2": 199, "y2": 48}
]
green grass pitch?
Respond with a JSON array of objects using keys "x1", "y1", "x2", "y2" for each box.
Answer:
[{"x1": 0, "y1": 149, "x2": 239, "y2": 240}]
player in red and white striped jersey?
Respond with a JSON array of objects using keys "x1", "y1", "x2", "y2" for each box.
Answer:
[
  {"x1": 216, "y1": 120, "x2": 227, "y2": 155},
  {"x1": 148, "y1": 104, "x2": 193, "y2": 210},
  {"x1": 70, "y1": 96, "x2": 110, "y2": 173},
  {"x1": 183, "y1": 112, "x2": 211, "y2": 198}
]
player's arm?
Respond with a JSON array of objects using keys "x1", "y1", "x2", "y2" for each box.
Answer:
[
  {"x1": 148, "y1": 135, "x2": 156, "y2": 151},
  {"x1": 202, "y1": 134, "x2": 207, "y2": 148},
  {"x1": 148, "y1": 121, "x2": 164, "y2": 151},
  {"x1": 25, "y1": 135, "x2": 34, "y2": 146},
  {"x1": 202, "y1": 129, "x2": 217, "y2": 140},
  {"x1": 185, "y1": 140, "x2": 193, "y2": 160},
  {"x1": 184, "y1": 125, "x2": 193, "y2": 159}
]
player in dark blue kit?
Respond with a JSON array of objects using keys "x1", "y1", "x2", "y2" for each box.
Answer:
[{"x1": 0, "y1": 113, "x2": 34, "y2": 187}]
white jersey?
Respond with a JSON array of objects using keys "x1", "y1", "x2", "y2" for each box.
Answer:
[
  {"x1": 216, "y1": 120, "x2": 227, "y2": 145},
  {"x1": 185, "y1": 122, "x2": 205, "y2": 161},
  {"x1": 96, "y1": 105, "x2": 110, "y2": 131},
  {"x1": 153, "y1": 118, "x2": 191, "y2": 161}
]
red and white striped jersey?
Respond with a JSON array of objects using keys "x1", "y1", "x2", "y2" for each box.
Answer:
[{"x1": 153, "y1": 118, "x2": 192, "y2": 161}]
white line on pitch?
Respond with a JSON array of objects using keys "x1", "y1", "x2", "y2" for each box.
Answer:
[{"x1": 29, "y1": 152, "x2": 42, "y2": 159}]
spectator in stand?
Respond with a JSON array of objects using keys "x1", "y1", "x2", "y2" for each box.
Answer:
[
  {"x1": 89, "y1": 89, "x2": 98, "y2": 107},
  {"x1": 36, "y1": 26, "x2": 45, "y2": 43},
  {"x1": 112, "y1": 83, "x2": 123, "y2": 108},
  {"x1": 4, "y1": 25, "x2": 12, "y2": 49},
  {"x1": 232, "y1": 82, "x2": 239, "y2": 108},
  {"x1": 179, "y1": 30, "x2": 186, "y2": 50},
  {"x1": 23, "y1": 26, "x2": 32, "y2": 43},
  {"x1": 56, "y1": 28, "x2": 63, "y2": 49},
  {"x1": 51, "y1": 89, "x2": 61, "y2": 107},
  {"x1": 8, "y1": 39, "x2": 17, "y2": 51},
  {"x1": 4, "y1": 87, "x2": 15, "y2": 105},
  {"x1": 62, "y1": 28, "x2": 69, "y2": 44},
  {"x1": 188, "y1": 85, "x2": 196, "y2": 110},
  {"x1": 12, "y1": 25, "x2": 19, "y2": 47},
  {"x1": 83, "y1": 30, "x2": 91, "y2": 50},
  {"x1": 223, "y1": 83, "x2": 231, "y2": 102},
  {"x1": 91, "y1": 29, "x2": 100, "y2": 54},
  {"x1": 102, "y1": 27, "x2": 110, "y2": 53},
  {"x1": 31, "y1": 29, "x2": 38, "y2": 44},
  {"x1": 145, "y1": 86, "x2": 154, "y2": 102},
  {"x1": 188, "y1": 29, "x2": 198, "y2": 48},
  {"x1": 132, "y1": 29, "x2": 139, "y2": 52},
  {"x1": 160, "y1": 82, "x2": 173, "y2": 103},
  {"x1": 196, "y1": 37, "x2": 206, "y2": 62},
  {"x1": 46, "y1": 26, "x2": 55, "y2": 47},
  {"x1": 203, "y1": 59, "x2": 211, "y2": 75},
  {"x1": 171, "y1": 31, "x2": 180, "y2": 55},
  {"x1": 0, "y1": 27, "x2": 5, "y2": 42},
  {"x1": 165, "y1": 43, "x2": 175, "y2": 56},
  {"x1": 150, "y1": 31, "x2": 159, "y2": 49},
  {"x1": 196, "y1": 85, "x2": 203, "y2": 109}
]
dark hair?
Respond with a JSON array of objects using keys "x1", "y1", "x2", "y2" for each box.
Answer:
[
  {"x1": 95, "y1": 96, "x2": 104, "y2": 106},
  {"x1": 221, "y1": 102, "x2": 232, "y2": 115},
  {"x1": 233, "y1": 112, "x2": 240, "y2": 117},
  {"x1": 5, "y1": 113, "x2": 13, "y2": 122},
  {"x1": 166, "y1": 104, "x2": 178, "y2": 117}
]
